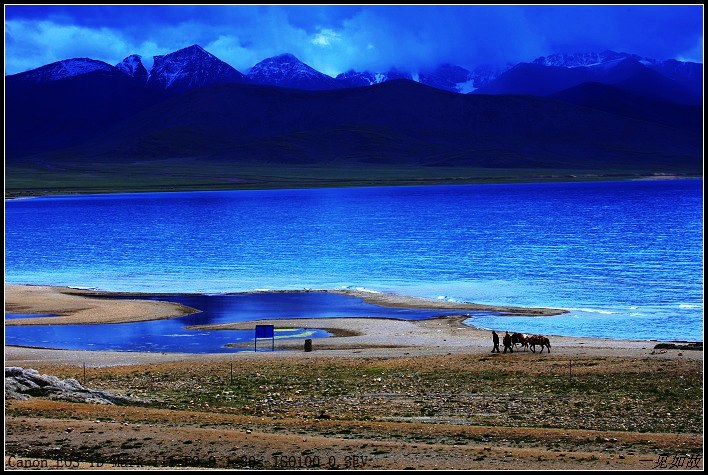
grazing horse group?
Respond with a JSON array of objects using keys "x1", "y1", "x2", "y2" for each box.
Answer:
[{"x1": 511, "y1": 332, "x2": 551, "y2": 353}]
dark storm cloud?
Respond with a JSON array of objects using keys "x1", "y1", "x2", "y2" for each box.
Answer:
[{"x1": 4, "y1": 5, "x2": 703, "y2": 76}]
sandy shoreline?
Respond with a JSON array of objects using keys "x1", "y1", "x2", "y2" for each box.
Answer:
[
  {"x1": 6, "y1": 319, "x2": 700, "y2": 369},
  {"x1": 6, "y1": 175, "x2": 702, "y2": 201},
  {"x1": 4, "y1": 285, "x2": 702, "y2": 366}
]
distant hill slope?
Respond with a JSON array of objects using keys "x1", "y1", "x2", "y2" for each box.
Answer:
[
  {"x1": 550, "y1": 82, "x2": 702, "y2": 132},
  {"x1": 10, "y1": 80, "x2": 699, "y2": 175},
  {"x1": 6, "y1": 70, "x2": 164, "y2": 158}
]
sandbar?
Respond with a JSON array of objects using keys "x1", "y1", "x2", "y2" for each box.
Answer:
[{"x1": 4, "y1": 285, "x2": 199, "y2": 326}]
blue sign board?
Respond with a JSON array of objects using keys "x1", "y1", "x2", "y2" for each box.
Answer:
[
  {"x1": 255, "y1": 325, "x2": 275, "y2": 338},
  {"x1": 255, "y1": 324, "x2": 275, "y2": 351}
]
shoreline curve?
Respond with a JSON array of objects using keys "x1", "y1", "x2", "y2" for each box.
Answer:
[{"x1": 5, "y1": 284, "x2": 567, "y2": 327}]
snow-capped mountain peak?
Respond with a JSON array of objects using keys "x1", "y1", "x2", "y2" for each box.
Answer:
[
  {"x1": 336, "y1": 70, "x2": 373, "y2": 86},
  {"x1": 247, "y1": 53, "x2": 340, "y2": 90},
  {"x1": 336, "y1": 70, "x2": 380, "y2": 87},
  {"x1": 532, "y1": 50, "x2": 642, "y2": 68},
  {"x1": 336, "y1": 68, "x2": 412, "y2": 88},
  {"x1": 419, "y1": 64, "x2": 473, "y2": 93},
  {"x1": 416, "y1": 63, "x2": 511, "y2": 94},
  {"x1": 248, "y1": 53, "x2": 310, "y2": 76},
  {"x1": 272, "y1": 53, "x2": 297, "y2": 61},
  {"x1": 9, "y1": 58, "x2": 116, "y2": 83},
  {"x1": 147, "y1": 44, "x2": 246, "y2": 92},
  {"x1": 116, "y1": 54, "x2": 148, "y2": 83}
]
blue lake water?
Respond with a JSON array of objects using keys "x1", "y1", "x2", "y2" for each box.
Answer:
[
  {"x1": 5, "y1": 179, "x2": 703, "y2": 342},
  {"x1": 5, "y1": 313, "x2": 58, "y2": 320},
  {"x1": 4, "y1": 293, "x2": 457, "y2": 353}
]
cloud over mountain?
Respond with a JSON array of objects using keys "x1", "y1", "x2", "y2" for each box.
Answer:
[{"x1": 5, "y1": 6, "x2": 702, "y2": 77}]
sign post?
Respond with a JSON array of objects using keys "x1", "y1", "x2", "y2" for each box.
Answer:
[{"x1": 254, "y1": 324, "x2": 275, "y2": 352}]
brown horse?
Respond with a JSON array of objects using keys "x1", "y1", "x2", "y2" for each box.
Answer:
[
  {"x1": 511, "y1": 332, "x2": 529, "y2": 351},
  {"x1": 527, "y1": 334, "x2": 551, "y2": 353}
]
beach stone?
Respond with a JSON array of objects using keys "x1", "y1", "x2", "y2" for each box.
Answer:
[
  {"x1": 654, "y1": 342, "x2": 702, "y2": 351},
  {"x1": 5, "y1": 367, "x2": 147, "y2": 405}
]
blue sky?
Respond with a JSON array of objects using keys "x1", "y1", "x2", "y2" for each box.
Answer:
[{"x1": 4, "y1": 5, "x2": 703, "y2": 76}]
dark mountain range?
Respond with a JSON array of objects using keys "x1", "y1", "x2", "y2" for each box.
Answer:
[
  {"x1": 598, "y1": 58, "x2": 701, "y2": 105},
  {"x1": 339, "y1": 64, "x2": 506, "y2": 93},
  {"x1": 7, "y1": 45, "x2": 701, "y2": 101},
  {"x1": 649, "y1": 59, "x2": 703, "y2": 96},
  {"x1": 11, "y1": 79, "x2": 699, "y2": 175},
  {"x1": 5, "y1": 46, "x2": 702, "y2": 194},
  {"x1": 5, "y1": 45, "x2": 249, "y2": 96},
  {"x1": 336, "y1": 68, "x2": 412, "y2": 87},
  {"x1": 468, "y1": 63, "x2": 580, "y2": 96},
  {"x1": 477, "y1": 57, "x2": 701, "y2": 105},
  {"x1": 533, "y1": 50, "x2": 703, "y2": 96},
  {"x1": 246, "y1": 53, "x2": 341, "y2": 90}
]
